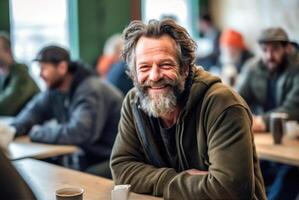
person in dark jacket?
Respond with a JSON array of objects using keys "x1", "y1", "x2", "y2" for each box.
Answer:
[
  {"x1": 106, "y1": 60, "x2": 133, "y2": 95},
  {"x1": 0, "y1": 32, "x2": 40, "y2": 115},
  {"x1": 11, "y1": 45, "x2": 123, "y2": 178},
  {"x1": 237, "y1": 27, "x2": 299, "y2": 200},
  {"x1": 110, "y1": 19, "x2": 266, "y2": 200}
]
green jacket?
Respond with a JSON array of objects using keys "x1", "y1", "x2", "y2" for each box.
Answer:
[
  {"x1": 110, "y1": 67, "x2": 266, "y2": 200},
  {"x1": 0, "y1": 63, "x2": 40, "y2": 116},
  {"x1": 237, "y1": 57, "x2": 299, "y2": 127}
]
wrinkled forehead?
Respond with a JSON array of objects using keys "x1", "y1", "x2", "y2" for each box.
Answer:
[{"x1": 135, "y1": 35, "x2": 178, "y2": 57}]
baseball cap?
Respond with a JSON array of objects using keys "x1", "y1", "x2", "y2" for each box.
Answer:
[
  {"x1": 34, "y1": 45, "x2": 70, "y2": 64},
  {"x1": 258, "y1": 27, "x2": 289, "y2": 43}
]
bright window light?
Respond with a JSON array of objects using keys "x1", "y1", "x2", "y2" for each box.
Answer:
[{"x1": 10, "y1": 0, "x2": 70, "y2": 89}]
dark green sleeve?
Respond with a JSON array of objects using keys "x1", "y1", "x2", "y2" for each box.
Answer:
[
  {"x1": 164, "y1": 106, "x2": 264, "y2": 199},
  {"x1": 0, "y1": 66, "x2": 39, "y2": 115}
]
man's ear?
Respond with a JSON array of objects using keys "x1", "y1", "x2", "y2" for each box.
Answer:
[{"x1": 57, "y1": 61, "x2": 68, "y2": 75}]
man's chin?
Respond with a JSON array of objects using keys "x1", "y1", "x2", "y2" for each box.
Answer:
[{"x1": 267, "y1": 63, "x2": 278, "y2": 71}]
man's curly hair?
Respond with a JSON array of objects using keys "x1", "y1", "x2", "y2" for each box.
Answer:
[{"x1": 122, "y1": 19, "x2": 197, "y2": 79}]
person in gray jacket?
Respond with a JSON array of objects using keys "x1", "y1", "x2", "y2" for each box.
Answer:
[
  {"x1": 237, "y1": 27, "x2": 299, "y2": 131},
  {"x1": 237, "y1": 27, "x2": 299, "y2": 200},
  {"x1": 11, "y1": 45, "x2": 123, "y2": 178}
]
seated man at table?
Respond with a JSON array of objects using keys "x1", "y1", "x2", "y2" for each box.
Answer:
[
  {"x1": 0, "y1": 32, "x2": 40, "y2": 116},
  {"x1": 110, "y1": 19, "x2": 266, "y2": 199},
  {"x1": 11, "y1": 45, "x2": 123, "y2": 178},
  {"x1": 237, "y1": 27, "x2": 299, "y2": 200}
]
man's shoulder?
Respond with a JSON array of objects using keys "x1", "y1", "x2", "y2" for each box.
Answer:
[
  {"x1": 242, "y1": 57, "x2": 264, "y2": 72},
  {"x1": 76, "y1": 76, "x2": 123, "y2": 100}
]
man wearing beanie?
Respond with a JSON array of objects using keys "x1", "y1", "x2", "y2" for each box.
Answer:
[{"x1": 219, "y1": 29, "x2": 253, "y2": 73}]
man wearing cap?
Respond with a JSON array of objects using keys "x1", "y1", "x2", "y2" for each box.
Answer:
[
  {"x1": 0, "y1": 32, "x2": 40, "y2": 115},
  {"x1": 11, "y1": 45, "x2": 123, "y2": 178},
  {"x1": 237, "y1": 27, "x2": 299, "y2": 200}
]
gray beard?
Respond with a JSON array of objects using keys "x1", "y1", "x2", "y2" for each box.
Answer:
[
  {"x1": 138, "y1": 89, "x2": 177, "y2": 118},
  {"x1": 135, "y1": 75, "x2": 186, "y2": 117}
]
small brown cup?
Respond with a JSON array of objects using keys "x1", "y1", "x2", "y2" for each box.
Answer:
[{"x1": 56, "y1": 187, "x2": 84, "y2": 200}]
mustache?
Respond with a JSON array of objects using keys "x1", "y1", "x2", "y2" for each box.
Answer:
[{"x1": 141, "y1": 79, "x2": 177, "y2": 89}]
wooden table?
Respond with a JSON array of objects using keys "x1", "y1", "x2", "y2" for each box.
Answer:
[
  {"x1": 14, "y1": 159, "x2": 162, "y2": 200},
  {"x1": 254, "y1": 133, "x2": 299, "y2": 166},
  {"x1": 8, "y1": 136, "x2": 79, "y2": 160}
]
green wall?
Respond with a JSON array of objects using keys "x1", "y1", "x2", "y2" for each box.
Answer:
[
  {"x1": 0, "y1": 0, "x2": 10, "y2": 33},
  {"x1": 78, "y1": 0, "x2": 131, "y2": 66}
]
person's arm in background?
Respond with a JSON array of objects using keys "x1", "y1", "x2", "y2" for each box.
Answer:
[
  {"x1": 236, "y1": 61, "x2": 265, "y2": 132},
  {"x1": 11, "y1": 92, "x2": 52, "y2": 136},
  {"x1": 28, "y1": 91, "x2": 112, "y2": 145},
  {"x1": 263, "y1": 71, "x2": 299, "y2": 127},
  {"x1": 0, "y1": 64, "x2": 40, "y2": 115},
  {"x1": 111, "y1": 93, "x2": 260, "y2": 199},
  {"x1": 236, "y1": 62, "x2": 254, "y2": 106}
]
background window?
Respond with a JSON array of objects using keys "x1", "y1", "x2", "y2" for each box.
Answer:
[{"x1": 9, "y1": 0, "x2": 70, "y2": 89}]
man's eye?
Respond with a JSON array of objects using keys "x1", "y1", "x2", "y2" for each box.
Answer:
[
  {"x1": 161, "y1": 63, "x2": 174, "y2": 68},
  {"x1": 138, "y1": 66, "x2": 149, "y2": 72}
]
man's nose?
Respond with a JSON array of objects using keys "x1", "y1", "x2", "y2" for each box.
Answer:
[
  {"x1": 266, "y1": 51, "x2": 274, "y2": 60},
  {"x1": 148, "y1": 63, "x2": 162, "y2": 82}
]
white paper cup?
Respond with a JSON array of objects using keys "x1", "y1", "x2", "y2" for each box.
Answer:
[
  {"x1": 285, "y1": 121, "x2": 299, "y2": 139},
  {"x1": 0, "y1": 123, "x2": 16, "y2": 150},
  {"x1": 111, "y1": 185, "x2": 131, "y2": 200}
]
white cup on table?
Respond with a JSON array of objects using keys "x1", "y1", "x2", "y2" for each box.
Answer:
[{"x1": 0, "y1": 123, "x2": 16, "y2": 151}]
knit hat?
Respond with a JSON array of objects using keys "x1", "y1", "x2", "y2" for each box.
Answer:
[
  {"x1": 258, "y1": 27, "x2": 289, "y2": 43},
  {"x1": 220, "y1": 29, "x2": 245, "y2": 49}
]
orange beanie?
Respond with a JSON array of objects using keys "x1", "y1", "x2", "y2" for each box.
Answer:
[{"x1": 220, "y1": 29, "x2": 245, "y2": 49}]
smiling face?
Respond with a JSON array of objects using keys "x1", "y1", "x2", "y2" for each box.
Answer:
[{"x1": 134, "y1": 35, "x2": 188, "y2": 117}]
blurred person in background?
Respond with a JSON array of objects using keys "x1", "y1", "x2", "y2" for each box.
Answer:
[
  {"x1": 0, "y1": 32, "x2": 40, "y2": 116},
  {"x1": 110, "y1": 19, "x2": 266, "y2": 200},
  {"x1": 218, "y1": 29, "x2": 254, "y2": 86},
  {"x1": 106, "y1": 60, "x2": 133, "y2": 95},
  {"x1": 237, "y1": 27, "x2": 299, "y2": 200},
  {"x1": 96, "y1": 33, "x2": 123, "y2": 78},
  {"x1": 11, "y1": 45, "x2": 123, "y2": 178},
  {"x1": 195, "y1": 13, "x2": 221, "y2": 71},
  {"x1": 103, "y1": 34, "x2": 133, "y2": 95}
]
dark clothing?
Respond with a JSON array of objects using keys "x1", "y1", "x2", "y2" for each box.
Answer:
[
  {"x1": 237, "y1": 57, "x2": 299, "y2": 127},
  {"x1": 0, "y1": 63, "x2": 40, "y2": 115},
  {"x1": 237, "y1": 56, "x2": 299, "y2": 200},
  {"x1": 196, "y1": 28, "x2": 221, "y2": 70},
  {"x1": 265, "y1": 77, "x2": 277, "y2": 112},
  {"x1": 0, "y1": 148, "x2": 37, "y2": 200},
  {"x1": 158, "y1": 120, "x2": 177, "y2": 170},
  {"x1": 111, "y1": 66, "x2": 266, "y2": 199},
  {"x1": 237, "y1": 49, "x2": 254, "y2": 73},
  {"x1": 12, "y1": 62, "x2": 123, "y2": 163},
  {"x1": 106, "y1": 60, "x2": 133, "y2": 95}
]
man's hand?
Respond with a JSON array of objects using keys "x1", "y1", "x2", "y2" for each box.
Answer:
[
  {"x1": 186, "y1": 169, "x2": 209, "y2": 175},
  {"x1": 252, "y1": 115, "x2": 266, "y2": 133}
]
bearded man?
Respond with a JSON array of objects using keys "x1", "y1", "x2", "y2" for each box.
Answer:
[
  {"x1": 11, "y1": 45, "x2": 123, "y2": 178},
  {"x1": 237, "y1": 27, "x2": 299, "y2": 200},
  {"x1": 110, "y1": 19, "x2": 266, "y2": 199}
]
